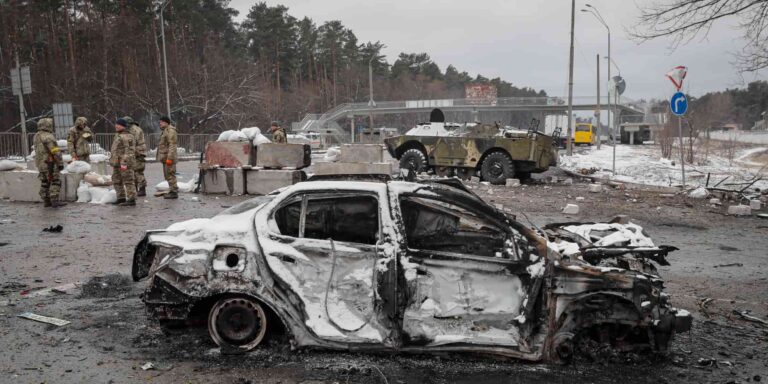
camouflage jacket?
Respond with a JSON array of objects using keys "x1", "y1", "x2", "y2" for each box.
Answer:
[
  {"x1": 157, "y1": 125, "x2": 178, "y2": 162},
  {"x1": 110, "y1": 131, "x2": 136, "y2": 167},
  {"x1": 67, "y1": 125, "x2": 93, "y2": 158},
  {"x1": 128, "y1": 124, "x2": 146, "y2": 156},
  {"x1": 34, "y1": 118, "x2": 62, "y2": 171},
  {"x1": 272, "y1": 128, "x2": 287, "y2": 143}
]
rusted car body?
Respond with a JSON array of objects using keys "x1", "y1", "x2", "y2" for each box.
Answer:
[{"x1": 132, "y1": 179, "x2": 690, "y2": 362}]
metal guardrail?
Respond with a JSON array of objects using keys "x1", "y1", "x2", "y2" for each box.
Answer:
[{"x1": 0, "y1": 132, "x2": 220, "y2": 159}]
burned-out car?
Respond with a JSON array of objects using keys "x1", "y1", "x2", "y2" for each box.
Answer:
[{"x1": 132, "y1": 178, "x2": 691, "y2": 362}]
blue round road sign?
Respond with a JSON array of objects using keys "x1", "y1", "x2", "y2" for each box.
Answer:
[{"x1": 670, "y1": 92, "x2": 687, "y2": 116}]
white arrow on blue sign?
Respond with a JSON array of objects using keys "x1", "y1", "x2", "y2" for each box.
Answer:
[{"x1": 670, "y1": 91, "x2": 688, "y2": 116}]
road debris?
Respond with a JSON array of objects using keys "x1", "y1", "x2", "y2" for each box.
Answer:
[
  {"x1": 17, "y1": 312, "x2": 70, "y2": 326},
  {"x1": 141, "y1": 362, "x2": 155, "y2": 371},
  {"x1": 713, "y1": 263, "x2": 743, "y2": 268},
  {"x1": 750, "y1": 199, "x2": 763, "y2": 210},
  {"x1": 727, "y1": 204, "x2": 752, "y2": 216},
  {"x1": 42, "y1": 225, "x2": 63, "y2": 233},
  {"x1": 588, "y1": 183, "x2": 602, "y2": 193},
  {"x1": 562, "y1": 203, "x2": 580, "y2": 214},
  {"x1": 732, "y1": 310, "x2": 768, "y2": 326},
  {"x1": 698, "y1": 298, "x2": 713, "y2": 318},
  {"x1": 689, "y1": 187, "x2": 709, "y2": 199}
]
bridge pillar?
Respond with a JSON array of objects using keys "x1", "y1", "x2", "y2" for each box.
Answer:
[{"x1": 349, "y1": 116, "x2": 355, "y2": 143}]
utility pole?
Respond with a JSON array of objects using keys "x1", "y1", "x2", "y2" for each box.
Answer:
[
  {"x1": 566, "y1": 0, "x2": 575, "y2": 156},
  {"x1": 159, "y1": 0, "x2": 171, "y2": 117},
  {"x1": 596, "y1": 54, "x2": 601, "y2": 150},
  {"x1": 15, "y1": 49, "x2": 29, "y2": 158},
  {"x1": 368, "y1": 56, "x2": 376, "y2": 130}
]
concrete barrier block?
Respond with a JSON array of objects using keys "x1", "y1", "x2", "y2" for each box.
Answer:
[
  {"x1": 340, "y1": 144, "x2": 384, "y2": 163},
  {"x1": 204, "y1": 142, "x2": 253, "y2": 168},
  {"x1": 312, "y1": 162, "x2": 393, "y2": 176},
  {"x1": 727, "y1": 204, "x2": 751, "y2": 216},
  {"x1": 232, "y1": 168, "x2": 246, "y2": 195},
  {"x1": 0, "y1": 170, "x2": 42, "y2": 202},
  {"x1": 202, "y1": 168, "x2": 234, "y2": 194},
  {"x1": 562, "y1": 204, "x2": 580, "y2": 215},
  {"x1": 245, "y1": 169, "x2": 304, "y2": 195},
  {"x1": 588, "y1": 184, "x2": 602, "y2": 193},
  {"x1": 750, "y1": 199, "x2": 762, "y2": 210},
  {"x1": 255, "y1": 143, "x2": 311, "y2": 169}
]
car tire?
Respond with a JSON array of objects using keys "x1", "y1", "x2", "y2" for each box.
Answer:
[
  {"x1": 481, "y1": 151, "x2": 513, "y2": 185},
  {"x1": 399, "y1": 148, "x2": 427, "y2": 175},
  {"x1": 208, "y1": 296, "x2": 268, "y2": 354}
]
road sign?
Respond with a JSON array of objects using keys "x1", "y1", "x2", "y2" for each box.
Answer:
[
  {"x1": 11, "y1": 66, "x2": 31, "y2": 95},
  {"x1": 670, "y1": 92, "x2": 687, "y2": 116},
  {"x1": 53, "y1": 102, "x2": 74, "y2": 137}
]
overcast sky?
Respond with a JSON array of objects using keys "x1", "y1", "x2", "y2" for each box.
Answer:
[{"x1": 229, "y1": 0, "x2": 766, "y2": 102}]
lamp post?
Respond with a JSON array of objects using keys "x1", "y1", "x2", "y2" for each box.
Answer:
[
  {"x1": 158, "y1": 0, "x2": 171, "y2": 117},
  {"x1": 566, "y1": 0, "x2": 576, "y2": 156},
  {"x1": 368, "y1": 55, "x2": 376, "y2": 132},
  {"x1": 582, "y1": 4, "x2": 611, "y2": 152}
]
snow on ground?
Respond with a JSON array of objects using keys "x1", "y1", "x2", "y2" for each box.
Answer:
[{"x1": 559, "y1": 144, "x2": 767, "y2": 191}]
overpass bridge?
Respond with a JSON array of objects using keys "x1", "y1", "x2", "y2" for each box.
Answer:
[{"x1": 293, "y1": 96, "x2": 644, "y2": 143}]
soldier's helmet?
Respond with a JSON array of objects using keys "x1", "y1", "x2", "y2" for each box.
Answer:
[
  {"x1": 37, "y1": 118, "x2": 54, "y2": 132},
  {"x1": 122, "y1": 116, "x2": 135, "y2": 126},
  {"x1": 75, "y1": 116, "x2": 88, "y2": 127}
]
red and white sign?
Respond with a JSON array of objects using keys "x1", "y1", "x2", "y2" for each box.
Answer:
[{"x1": 666, "y1": 66, "x2": 687, "y2": 91}]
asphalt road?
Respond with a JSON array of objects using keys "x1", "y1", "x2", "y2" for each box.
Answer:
[{"x1": 0, "y1": 163, "x2": 766, "y2": 383}]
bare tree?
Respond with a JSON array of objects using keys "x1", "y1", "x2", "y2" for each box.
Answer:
[{"x1": 633, "y1": 0, "x2": 768, "y2": 72}]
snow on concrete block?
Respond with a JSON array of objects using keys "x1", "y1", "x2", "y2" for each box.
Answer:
[
  {"x1": 750, "y1": 199, "x2": 762, "y2": 210},
  {"x1": 0, "y1": 170, "x2": 42, "y2": 202},
  {"x1": 339, "y1": 144, "x2": 384, "y2": 164},
  {"x1": 727, "y1": 204, "x2": 752, "y2": 216},
  {"x1": 562, "y1": 204, "x2": 580, "y2": 215},
  {"x1": 245, "y1": 169, "x2": 304, "y2": 195},
  {"x1": 505, "y1": 178, "x2": 521, "y2": 187},
  {"x1": 688, "y1": 187, "x2": 709, "y2": 199},
  {"x1": 256, "y1": 143, "x2": 311, "y2": 169},
  {"x1": 312, "y1": 162, "x2": 393, "y2": 176},
  {"x1": 204, "y1": 141, "x2": 253, "y2": 168},
  {"x1": 202, "y1": 168, "x2": 234, "y2": 194},
  {"x1": 588, "y1": 184, "x2": 602, "y2": 193},
  {"x1": 709, "y1": 198, "x2": 721, "y2": 205}
]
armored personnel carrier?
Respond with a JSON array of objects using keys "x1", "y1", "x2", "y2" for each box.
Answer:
[{"x1": 384, "y1": 109, "x2": 558, "y2": 184}]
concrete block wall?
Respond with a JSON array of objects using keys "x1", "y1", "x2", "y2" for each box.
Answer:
[{"x1": 255, "y1": 143, "x2": 311, "y2": 169}]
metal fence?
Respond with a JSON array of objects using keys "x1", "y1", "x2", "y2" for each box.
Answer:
[{"x1": 0, "y1": 132, "x2": 220, "y2": 159}]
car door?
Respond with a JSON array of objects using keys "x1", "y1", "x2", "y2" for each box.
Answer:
[
  {"x1": 259, "y1": 190, "x2": 393, "y2": 345},
  {"x1": 396, "y1": 194, "x2": 535, "y2": 349}
]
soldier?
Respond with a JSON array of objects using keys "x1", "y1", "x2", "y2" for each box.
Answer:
[
  {"x1": 123, "y1": 116, "x2": 147, "y2": 196},
  {"x1": 110, "y1": 118, "x2": 137, "y2": 206},
  {"x1": 269, "y1": 121, "x2": 287, "y2": 143},
  {"x1": 33, "y1": 118, "x2": 67, "y2": 208},
  {"x1": 66, "y1": 116, "x2": 93, "y2": 162},
  {"x1": 157, "y1": 116, "x2": 178, "y2": 199}
]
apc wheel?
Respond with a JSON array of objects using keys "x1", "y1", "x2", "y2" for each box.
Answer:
[
  {"x1": 208, "y1": 297, "x2": 268, "y2": 354},
  {"x1": 481, "y1": 151, "x2": 513, "y2": 185},
  {"x1": 399, "y1": 148, "x2": 427, "y2": 175}
]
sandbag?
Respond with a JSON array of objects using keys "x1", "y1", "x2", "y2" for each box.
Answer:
[
  {"x1": 84, "y1": 172, "x2": 112, "y2": 186},
  {"x1": 89, "y1": 187, "x2": 117, "y2": 204},
  {"x1": 217, "y1": 130, "x2": 235, "y2": 142},
  {"x1": 66, "y1": 160, "x2": 91, "y2": 174},
  {"x1": 240, "y1": 127, "x2": 261, "y2": 140},
  {"x1": 323, "y1": 147, "x2": 341, "y2": 162},
  {"x1": 89, "y1": 154, "x2": 108, "y2": 163},
  {"x1": 252, "y1": 133, "x2": 271, "y2": 147},
  {"x1": 57, "y1": 139, "x2": 67, "y2": 148},
  {"x1": 76, "y1": 181, "x2": 92, "y2": 203},
  {"x1": 155, "y1": 180, "x2": 170, "y2": 192},
  {"x1": 228, "y1": 130, "x2": 249, "y2": 142},
  {"x1": 0, "y1": 160, "x2": 19, "y2": 171}
]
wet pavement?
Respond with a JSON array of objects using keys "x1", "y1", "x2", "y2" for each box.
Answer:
[{"x1": 0, "y1": 163, "x2": 767, "y2": 383}]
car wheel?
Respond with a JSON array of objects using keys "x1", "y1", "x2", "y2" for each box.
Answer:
[
  {"x1": 481, "y1": 151, "x2": 513, "y2": 185},
  {"x1": 399, "y1": 148, "x2": 427, "y2": 175},
  {"x1": 208, "y1": 296, "x2": 268, "y2": 354}
]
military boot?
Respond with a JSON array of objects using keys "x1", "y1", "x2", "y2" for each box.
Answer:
[
  {"x1": 164, "y1": 191, "x2": 179, "y2": 199},
  {"x1": 137, "y1": 186, "x2": 147, "y2": 197},
  {"x1": 119, "y1": 199, "x2": 136, "y2": 207},
  {"x1": 43, "y1": 198, "x2": 52, "y2": 207},
  {"x1": 111, "y1": 198, "x2": 126, "y2": 205},
  {"x1": 51, "y1": 200, "x2": 68, "y2": 208}
]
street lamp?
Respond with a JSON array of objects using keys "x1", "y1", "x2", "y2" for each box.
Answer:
[
  {"x1": 582, "y1": 4, "x2": 612, "y2": 165},
  {"x1": 157, "y1": 0, "x2": 171, "y2": 118}
]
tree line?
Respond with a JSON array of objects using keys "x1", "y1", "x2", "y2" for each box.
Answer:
[{"x1": 0, "y1": 1, "x2": 545, "y2": 135}]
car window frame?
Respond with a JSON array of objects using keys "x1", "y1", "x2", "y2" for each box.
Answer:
[
  {"x1": 269, "y1": 190, "x2": 383, "y2": 246},
  {"x1": 397, "y1": 193, "x2": 529, "y2": 265}
]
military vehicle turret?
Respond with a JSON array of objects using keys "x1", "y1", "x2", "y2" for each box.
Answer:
[{"x1": 384, "y1": 109, "x2": 558, "y2": 184}]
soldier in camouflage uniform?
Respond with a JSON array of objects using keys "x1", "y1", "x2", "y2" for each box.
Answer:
[
  {"x1": 123, "y1": 116, "x2": 147, "y2": 196},
  {"x1": 269, "y1": 121, "x2": 287, "y2": 143},
  {"x1": 33, "y1": 118, "x2": 67, "y2": 208},
  {"x1": 110, "y1": 119, "x2": 137, "y2": 206},
  {"x1": 66, "y1": 116, "x2": 93, "y2": 162},
  {"x1": 157, "y1": 116, "x2": 179, "y2": 199}
]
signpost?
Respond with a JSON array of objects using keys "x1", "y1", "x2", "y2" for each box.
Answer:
[
  {"x1": 666, "y1": 66, "x2": 688, "y2": 188},
  {"x1": 12, "y1": 50, "x2": 32, "y2": 158}
]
